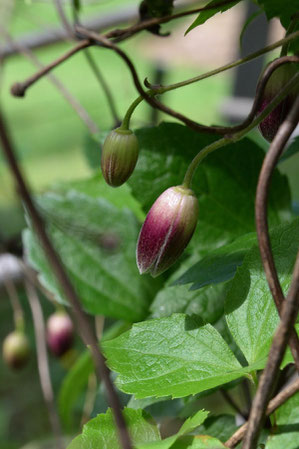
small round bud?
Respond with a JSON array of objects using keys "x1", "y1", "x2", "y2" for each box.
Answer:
[
  {"x1": 101, "y1": 128, "x2": 139, "y2": 187},
  {"x1": 2, "y1": 331, "x2": 30, "y2": 370},
  {"x1": 137, "y1": 185, "x2": 199, "y2": 277},
  {"x1": 257, "y1": 61, "x2": 299, "y2": 142},
  {"x1": 46, "y1": 312, "x2": 74, "y2": 357}
]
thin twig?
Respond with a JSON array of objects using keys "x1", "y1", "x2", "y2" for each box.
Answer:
[
  {"x1": 241, "y1": 98, "x2": 299, "y2": 449},
  {"x1": 83, "y1": 49, "x2": 120, "y2": 127},
  {"x1": 76, "y1": 27, "x2": 299, "y2": 135},
  {"x1": 0, "y1": 109, "x2": 132, "y2": 449},
  {"x1": 24, "y1": 278, "x2": 64, "y2": 449},
  {"x1": 53, "y1": 0, "x2": 75, "y2": 39},
  {"x1": 225, "y1": 377, "x2": 299, "y2": 448},
  {"x1": 3, "y1": 277, "x2": 24, "y2": 330},
  {"x1": 10, "y1": 39, "x2": 91, "y2": 97},
  {"x1": 1, "y1": 29, "x2": 99, "y2": 134}
]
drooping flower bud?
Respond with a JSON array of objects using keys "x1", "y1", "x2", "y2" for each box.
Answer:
[
  {"x1": 46, "y1": 312, "x2": 74, "y2": 357},
  {"x1": 257, "y1": 62, "x2": 299, "y2": 142},
  {"x1": 101, "y1": 128, "x2": 139, "y2": 187},
  {"x1": 2, "y1": 331, "x2": 30, "y2": 370},
  {"x1": 137, "y1": 185, "x2": 199, "y2": 277}
]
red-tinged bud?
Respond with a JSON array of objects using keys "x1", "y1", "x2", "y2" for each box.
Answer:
[
  {"x1": 2, "y1": 331, "x2": 30, "y2": 370},
  {"x1": 101, "y1": 128, "x2": 139, "y2": 187},
  {"x1": 136, "y1": 185, "x2": 199, "y2": 277},
  {"x1": 47, "y1": 312, "x2": 74, "y2": 357},
  {"x1": 257, "y1": 62, "x2": 299, "y2": 142}
]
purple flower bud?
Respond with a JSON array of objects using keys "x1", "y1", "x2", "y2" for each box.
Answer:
[
  {"x1": 257, "y1": 62, "x2": 298, "y2": 142},
  {"x1": 101, "y1": 128, "x2": 139, "y2": 187},
  {"x1": 137, "y1": 185, "x2": 199, "y2": 277},
  {"x1": 46, "y1": 312, "x2": 74, "y2": 357},
  {"x1": 2, "y1": 331, "x2": 30, "y2": 370}
]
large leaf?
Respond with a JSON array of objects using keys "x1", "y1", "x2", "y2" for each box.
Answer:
[
  {"x1": 131, "y1": 123, "x2": 291, "y2": 253},
  {"x1": 265, "y1": 392, "x2": 299, "y2": 449},
  {"x1": 67, "y1": 408, "x2": 160, "y2": 449},
  {"x1": 174, "y1": 233, "x2": 256, "y2": 291},
  {"x1": 185, "y1": 0, "x2": 241, "y2": 35},
  {"x1": 196, "y1": 414, "x2": 238, "y2": 443},
  {"x1": 103, "y1": 314, "x2": 244, "y2": 399},
  {"x1": 23, "y1": 185, "x2": 160, "y2": 321},
  {"x1": 225, "y1": 218, "x2": 299, "y2": 367}
]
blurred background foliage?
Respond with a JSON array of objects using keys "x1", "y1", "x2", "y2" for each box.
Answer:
[{"x1": 0, "y1": 1, "x2": 298, "y2": 448}]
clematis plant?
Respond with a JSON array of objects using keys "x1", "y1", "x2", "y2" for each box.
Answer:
[
  {"x1": 46, "y1": 311, "x2": 74, "y2": 357},
  {"x1": 136, "y1": 185, "x2": 199, "y2": 277}
]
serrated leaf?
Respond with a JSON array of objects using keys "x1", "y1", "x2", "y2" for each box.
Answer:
[
  {"x1": 103, "y1": 314, "x2": 244, "y2": 399},
  {"x1": 174, "y1": 233, "x2": 256, "y2": 291},
  {"x1": 225, "y1": 218, "x2": 299, "y2": 366},
  {"x1": 185, "y1": 0, "x2": 241, "y2": 35},
  {"x1": 131, "y1": 123, "x2": 291, "y2": 253},
  {"x1": 66, "y1": 408, "x2": 160, "y2": 449},
  {"x1": 265, "y1": 392, "x2": 299, "y2": 449},
  {"x1": 23, "y1": 186, "x2": 160, "y2": 321}
]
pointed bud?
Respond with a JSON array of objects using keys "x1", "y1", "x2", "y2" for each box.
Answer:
[
  {"x1": 257, "y1": 62, "x2": 299, "y2": 142},
  {"x1": 101, "y1": 128, "x2": 139, "y2": 187},
  {"x1": 2, "y1": 331, "x2": 30, "y2": 370},
  {"x1": 137, "y1": 185, "x2": 199, "y2": 277},
  {"x1": 47, "y1": 312, "x2": 74, "y2": 357}
]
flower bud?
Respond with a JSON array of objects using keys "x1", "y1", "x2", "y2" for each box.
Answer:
[
  {"x1": 47, "y1": 312, "x2": 74, "y2": 357},
  {"x1": 2, "y1": 331, "x2": 30, "y2": 370},
  {"x1": 101, "y1": 128, "x2": 139, "y2": 187},
  {"x1": 257, "y1": 62, "x2": 299, "y2": 142},
  {"x1": 137, "y1": 185, "x2": 199, "y2": 277}
]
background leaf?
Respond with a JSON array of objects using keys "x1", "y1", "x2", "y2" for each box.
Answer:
[
  {"x1": 23, "y1": 182, "x2": 160, "y2": 321},
  {"x1": 279, "y1": 136, "x2": 299, "y2": 164},
  {"x1": 67, "y1": 408, "x2": 160, "y2": 449},
  {"x1": 103, "y1": 314, "x2": 243, "y2": 399},
  {"x1": 225, "y1": 218, "x2": 299, "y2": 367},
  {"x1": 185, "y1": 0, "x2": 241, "y2": 35},
  {"x1": 196, "y1": 414, "x2": 238, "y2": 443}
]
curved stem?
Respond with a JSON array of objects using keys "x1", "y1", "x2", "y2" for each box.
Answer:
[
  {"x1": 3, "y1": 277, "x2": 25, "y2": 332},
  {"x1": 120, "y1": 95, "x2": 144, "y2": 130},
  {"x1": 182, "y1": 73, "x2": 299, "y2": 188}
]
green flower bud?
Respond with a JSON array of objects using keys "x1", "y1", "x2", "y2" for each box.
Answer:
[
  {"x1": 2, "y1": 331, "x2": 30, "y2": 370},
  {"x1": 101, "y1": 128, "x2": 139, "y2": 187}
]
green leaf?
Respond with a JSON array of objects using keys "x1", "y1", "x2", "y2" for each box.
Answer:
[
  {"x1": 185, "y1": 1, "x2": 241, "y2": 35},
  {"x1": 279, "y1": 136, "x2": 299, "y2": 164},
  {"x1": 137, "y1": 409, "x2": 209, "y2": 449},
  {"x1": 257, "y1": 0, "x2": 299, "y2": 26},
  {"x1": 171, "y1": 435, "x2": 225, "y2": 448},
  {"x1": 103, "y1": 314, "x2": 244, "y2": 399},
  {"x1": 151, "y1": 282, "x2": 226, "y2": 324},
  {"x1": 59, "y1": 350, "x2": 94, "y2": 430},
  {"x1": 196, "y1": 414, "x2": 238, "y2": 443},
  {"x1": 225, "y1": 218, "x2": 299, "y2": 366},
  {"x1": 66, "y1": 408, "x2": 160, "y2": 449},
  {"x1": 174, "y1": 233, "x2": 256, "y2": 290},
  {"x1": 265, "y1": 392, "x2": 299, "y2": 449},
  {"x1": 23, "y1": 185, "x2": 160, "y2": 321},
  {"x1": 131, "y1": 123, "x2": 291, "y2": 253},
  {"x1": 59, "y1": 322, "x2": 129, "y2": 430}
]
